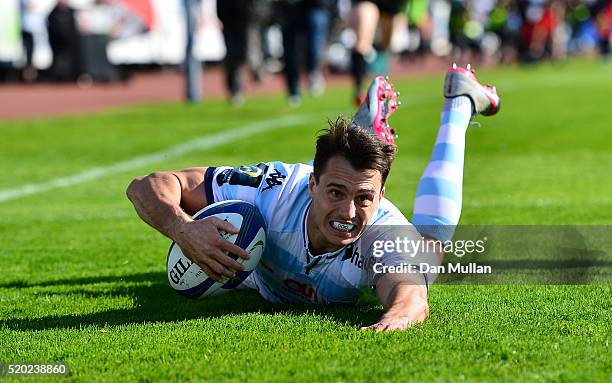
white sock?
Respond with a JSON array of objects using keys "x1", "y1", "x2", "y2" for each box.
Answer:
[{"x1": 412, "y1": 96, "x2": 472, "y2": 242}]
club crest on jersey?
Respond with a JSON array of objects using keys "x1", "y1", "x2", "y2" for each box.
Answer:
[
  {"x1": 262, "y1": 169, "x2": 286, "y2": 191},
  {"x1": 237, "y1": 165, "x2": 263, "y2": 178}
]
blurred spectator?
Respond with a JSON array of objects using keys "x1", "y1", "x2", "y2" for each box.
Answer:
[
  {"x1": 594, "y1": 0, "x2": 612, "y2": 58},
  {"x1": 486, "y1": 0, "x2": 521, "y2": 63},
  {"x1": 277, "y1": 0, "x2": 334, "y2": 106},
  {"x1": 20, "y1": 0, "x2": 44, "y2": 82},
  {"x1": 47, "y1": 0, "x2": 83, "y2": 82},
  {"x1": 5, "y1": 0, "x2": 611, "y2": 89},
  {"x1": 407, "y1": 0, "x2": 433, "y2": 58},
  {"x1": 516, "y1": 0, "x2": 559, "y2": 62},
  {"x1": 448, "y1": 0, "x2": 484, "y2": 63},
  {"x1": 217, "y1": 0, "x2": 269, "y2": 106},
  {"x1": 350, "y1": 0, "x2": 408, "y2": 105}
]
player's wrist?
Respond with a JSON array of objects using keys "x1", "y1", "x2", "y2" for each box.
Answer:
[
  {"x1": 384, "y1": 284, "x2": 428, "y2": 313},
  {"x1": 166, "y1": 212, "x2": 192, "y2": 242}
]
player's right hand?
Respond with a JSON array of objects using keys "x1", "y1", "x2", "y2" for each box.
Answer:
[{"x1": 172, "y1": 217, "x2": 250, "y2": 282}]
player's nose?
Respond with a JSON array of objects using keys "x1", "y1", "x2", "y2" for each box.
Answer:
[{"x1": 337, "y1": 199, "x2": 357, "y2": 220}]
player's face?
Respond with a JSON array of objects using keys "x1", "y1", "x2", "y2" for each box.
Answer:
[{"x1": 307, "y1": 156, "x2": 384, "y2": 254}]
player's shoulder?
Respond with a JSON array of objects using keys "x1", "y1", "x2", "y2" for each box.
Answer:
[
  {"x1": 258, "y1": 161, "x2": 311, "y2": 193},
  {"x1": 358, "y1": 198, "x2": 422, "y2": 251},
  {"x1": 371, "y1": 197, "x2": 411, "y2": 226},
  {"x1": 265, "y1": 161, "x2": 312, "y2": 178},
  {"x1": 255, "y1": 161, "x2": 312, "y2": 231},
  {"x1": 214, "y1": 161, "x2": 309, "y2": 192}
]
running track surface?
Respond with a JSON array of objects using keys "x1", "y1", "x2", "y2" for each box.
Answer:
[{"x1": 0, "y1": 56, "x2": 451, "y2": 120}]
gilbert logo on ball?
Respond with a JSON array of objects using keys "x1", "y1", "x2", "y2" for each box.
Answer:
[{"x1": 166, "y1": 200, "x2": 266, "y2": 299}]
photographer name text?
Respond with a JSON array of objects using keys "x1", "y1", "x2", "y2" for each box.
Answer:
[{"x1": 373, "y1": 262, "x2": 492, "y2": 274}]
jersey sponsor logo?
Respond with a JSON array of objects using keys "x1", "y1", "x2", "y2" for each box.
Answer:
[
  {"x1": 341, "y1": 244, "x2": 364, "y2": 269},
  {"x1": 262, "y1": 169, "x2": 286, "y2": 191},
  {"x1": 283, "y1": 277, "x2": 317, "y2": 302},
  {"x1": 217, "y1": 164, "x2": 268, "y2": 188}
]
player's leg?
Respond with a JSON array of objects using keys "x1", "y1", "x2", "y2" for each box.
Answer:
[
  {"x1": 370, "y1": 12, "x2": 394, "y2": 75},
  {"x1": 366, "y1": 1, "x2": 407, "y2": 78},
  {"x1": 222, "y1": 27, "x2": 248, "y2": 105},
  {"x1": 351, "y1": 1, "x2": 380, "y2": 104},
  {"x1": 280, "y1": 3, "x2": 302, "y2": 106},
  {"x1": 218, "y1": 1, "x2": 249, "y2": 105},
  {"x1": 305, "y1": 6, "x2": 330, "y2": 96},
  {"x1": 412, "y1": 64, "x2": 500, "y2": 242}
]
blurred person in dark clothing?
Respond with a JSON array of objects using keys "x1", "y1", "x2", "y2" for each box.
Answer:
[
  {"x1": 594, "y1": 0, "x2": 611, "y2": 58},
  {"x1": 217, "y1": 0, "x2": 252, "y2": 105},
  {"x1": 20, "y1": 0, "x2": 43, "y2": 82},
  {"x1": 47, "y1": 0, "x2": 83, "y2": 82},
  {"x1": 277, "y1": 0, "x2": 334, "y2": 106},
  {"x1": 217, "y1": 0, "x2": 269, "y2": 106}
]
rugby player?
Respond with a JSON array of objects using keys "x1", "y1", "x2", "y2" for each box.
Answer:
[{"x1": 127, "y1": 65, "x2": 500, "y2": 331}]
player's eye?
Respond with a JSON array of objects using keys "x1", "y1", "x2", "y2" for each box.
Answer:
[
  {"x1": 357, "y1": 194, "x2": 373, "y2": 207},
  {"x1": 329, "y1": 189, "x2": 343, "y2": 199}
]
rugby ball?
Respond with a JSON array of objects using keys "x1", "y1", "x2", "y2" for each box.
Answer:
[{"x1": 166, "y1": 200, "x2": 266, "y2": 299}]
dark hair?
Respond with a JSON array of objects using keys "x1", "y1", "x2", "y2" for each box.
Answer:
[{"x1": 313, "y1": 116, "x2": 397, "y2": 186}]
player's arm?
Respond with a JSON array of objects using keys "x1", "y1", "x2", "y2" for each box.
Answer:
[
  {"x1": 126, "y1": 167, "x2": 206, "y2": 236},
  {"x1": 363, "y1": 237, "x2": 443, "y2": 332},
  {"x1": 363, "y1": 273, "x2": 429, "y2": 332},
  {"x1": 126, "y1": 167, "x2": 249, "y2": 281}
]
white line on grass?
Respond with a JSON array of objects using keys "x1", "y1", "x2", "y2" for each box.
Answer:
[
  {"x1": 0, "y1": 114, "x2": 316, "y2": 203},
  {"x1": 0, "y1": 211, "x2": 134, "y2": 223}
]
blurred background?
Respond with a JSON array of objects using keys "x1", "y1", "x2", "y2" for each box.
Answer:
[{"x1": 0, "y1": 0, "x2": 610, "y2": 117}]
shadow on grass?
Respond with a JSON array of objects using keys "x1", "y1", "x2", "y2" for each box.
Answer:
[{"x1": 0, "y1": 272, "x2": 383, "y2": 332}]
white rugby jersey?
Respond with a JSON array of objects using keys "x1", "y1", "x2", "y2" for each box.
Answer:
[{"x1": 204, "y1": 161, "x2": 431, "y2": 304}]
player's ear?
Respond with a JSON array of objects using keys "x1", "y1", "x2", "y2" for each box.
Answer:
[
  {"x1": 380, "y1": 186, "x2": 385, "y2": 200},
  {"x1": 308, "y1": 173, "x2": 316, "y2": 197}
]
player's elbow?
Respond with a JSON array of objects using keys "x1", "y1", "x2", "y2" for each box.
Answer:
[
  {"x1": 126, "y1": 172, "x2": 172, "y2": 202},
  {"x1": 126, "y1": 176, "x2": 144, "y2": 203},
  {"x1": 126, "y1": 173, "x2": 157, "y2": 202}
]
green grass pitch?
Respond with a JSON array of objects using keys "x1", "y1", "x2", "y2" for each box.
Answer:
[{"x1": 0, "y1": 60, "x2": 610, "y2": 382}]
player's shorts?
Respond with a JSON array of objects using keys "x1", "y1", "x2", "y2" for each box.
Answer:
[{"x1": 352, "y1": 0, "x2": 408, "y2": 16}]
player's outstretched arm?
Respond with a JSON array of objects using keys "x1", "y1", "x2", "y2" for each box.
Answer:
[
  {"x1": 362, "y1": 272, "x2": 429, "y2": 332},
  {"x1": 362, "y1": 236, "x2": 443, "y2": 332},
  {"x1": 126, "y1": 167, "x2": 249, "y2": 281}
]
